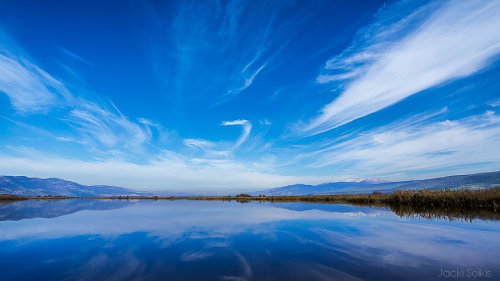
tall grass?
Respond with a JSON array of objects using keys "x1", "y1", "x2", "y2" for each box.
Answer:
[
  {"x1": 2, "y1": 188, "x2": 499, "y2": 221},
  {"x1": 3, "y1": 188, "x2": 499, "y2": 212},
  {"x1": 386, "y1": 188, "x2": 500, "y2": 209},
  {"x1": 0, "y1": 194, "x2": 71, "y2": 201},
  {"x1": 0, "y1": 194, "x2": 27, "y2": 201},
  {"x1": 92, "y1": 187, "x2": 500, "y2": 211}
]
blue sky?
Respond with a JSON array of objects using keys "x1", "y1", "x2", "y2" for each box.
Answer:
[{"x1": 0, "y1": 0, "x2": 499, "y2": 192}]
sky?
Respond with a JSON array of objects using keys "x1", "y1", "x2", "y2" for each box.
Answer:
[{"x1": 0, "y1": 0, "x2": 499, "y2": 192}]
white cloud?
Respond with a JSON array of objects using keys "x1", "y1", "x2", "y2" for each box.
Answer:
[
  {"x1": 0, "y1": 30, "x2": 78, "y2": 113},
  {"x1": 2, "y1": 3, "x2": 499, "y2": 190},
  {"x1": 183, "y1": 138, "x2": 216, "y2": 150},
  {"x1": 308, "y1": 111, "x2": 500, "y2": 179},
  {"x1": 0, "y1": 53, "x2": 69, "y2": 113},
  {"x1": 147, "y1": 0, "x2": 309, "y2": 106},
  {"x1": 224, "y1": 59, "x2": 267, "y2": 100},
  {"x1": 0, "y1": 150, "x2": 328, "y2": 191},
  {"x1": 65, "y1": 101, "x2": 151, "y2": 149},
  {"x1": 59, "y1": 47, "x2": 91, "y2": 64},
  {"x1": 0, "y1": 28, "x2": 155, "y2": 152},
  {"x1": 221, "y1": 119, "x2": 252, "y2": 148},
  {"x1": 301, "y1": 0, "x2": 500, "y2": 136}
]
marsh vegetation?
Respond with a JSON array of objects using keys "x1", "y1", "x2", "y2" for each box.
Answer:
[
  {"x1": 101, "y1": 187, "x2": 498, "y2": 206},
  {"x1": 3, "y1": 188, "x2": 499, "y2": 220}
]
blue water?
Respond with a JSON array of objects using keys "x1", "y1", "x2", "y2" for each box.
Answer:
[{"x1": 0, "y1": 199, "x2": 498, "y2": 281}]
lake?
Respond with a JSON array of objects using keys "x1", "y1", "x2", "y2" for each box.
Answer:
[{"x1": 0, "y1": 199, "x2": 498, "y2": 281}]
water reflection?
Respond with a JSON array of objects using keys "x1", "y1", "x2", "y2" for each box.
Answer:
[
  {"x1": 0, "y1": 200, "x2": 498, "y2": 281},
  {"x1": 388, "y1": 204, "x2": 500, "y2": 221},
  {"x1": 0, "y1": 199, "x2": 135, "y2": 221}
]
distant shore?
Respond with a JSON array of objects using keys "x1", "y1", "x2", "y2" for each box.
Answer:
[
  {"x1": 2, "y1": 188, "x2": 499, "y2": 221},
  {"x1": 0, "y1": 194, "x2": 72, "y2": 201},
  {"x1": 2, "y1": 188, "x2": 498, "y2": 209}
]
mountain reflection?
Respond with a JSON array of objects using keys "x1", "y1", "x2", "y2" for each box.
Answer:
[{"x1": 0, "y1": 199, "x2": 134, "y2": 221}]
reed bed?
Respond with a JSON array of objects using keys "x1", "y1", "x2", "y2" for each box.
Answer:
[
  {"x1": 3, "y1": 188, "x2": 499, "y2": 211},
  {"x1": 0, "y1": 194, "x2": 28, "y2": 201},
  {"x1": 2, "y1": 188, "x2": 499, "y2": 221},
  {"x1": 92, "y1": 187, "x2": 500, "y2": 211}
]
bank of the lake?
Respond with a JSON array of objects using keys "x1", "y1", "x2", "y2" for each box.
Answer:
[
  {"x1": 87, "y1": 187, "x2": 500, "y2": 210},
  {"x1": 3, "y1": 187, "x2": 499, "y2": 222}
]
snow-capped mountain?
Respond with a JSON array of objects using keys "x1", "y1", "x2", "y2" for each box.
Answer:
[{"x1": 250, "y1": 171, "x2": 500, "y2": 196}]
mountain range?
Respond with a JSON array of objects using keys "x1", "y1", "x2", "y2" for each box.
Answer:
[
  {"x1": 0, "y1": 171, "x2": 499, "y2": 197},
  {"x1": 250, "y1": 171, "x2": 500, "y2": 196},
  {"x1": 0, "y1": 176, "x2": 193, "y2": 197}
]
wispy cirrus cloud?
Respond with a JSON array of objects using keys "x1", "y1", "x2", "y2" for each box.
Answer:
[
  {"x1": 2, "y1": 1, "x2": 499, "y2": 191},
  {"x1": 182, "y1": 119, "x2": 275, "y2": 161},
  {"x1": 0, "y1": 150, "x2": 328, "y2": 191},
  {"x1": 183, "y1": 139, "x2": 216, "y2": 150},
  {"x1": 307, "y1": 111, "x2": 500, "y2": 179},
  {"x1": 222, "y1": 61, "x2": 268, "y2": 104},
  {"x1": 0, "y1": 33, "x2": 71, "y2": 112},
  {"x1": 182, "y1": 138, "x2": 232, "y2": 159},
  {"x1": 59, "y1": 47, "x2": 91, "y2": 65},
  {"x1": 1, "y1": 27, "x2": 323, "y2": 190},
  {"x1": 65, "y1": 102, "x2": 151, "y2": 149},
  {"x1": 144, "y1": 0, "x2": 316, "y2": 106},
  {"x1": 0, "y1": 28, "x2": 159, "y2": 155},
  {"x1": 221, "y1": 119, "x2": 252, "y2": 148},
  {"x1": 299, "y1": 0, "x2": 500, "y2": 136}
]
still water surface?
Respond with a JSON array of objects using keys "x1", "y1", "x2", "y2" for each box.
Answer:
[{"x1": 0, "y1": 199, "x2": 498, "y2": 281}]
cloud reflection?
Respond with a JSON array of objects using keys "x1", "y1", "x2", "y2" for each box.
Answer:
[{"x1": 0, "y1": 200, "x2": 498, "y2": 281}]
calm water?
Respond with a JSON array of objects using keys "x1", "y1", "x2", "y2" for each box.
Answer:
[{"x1": 0, "y1": 200, "x2": 498, "y2": 281}]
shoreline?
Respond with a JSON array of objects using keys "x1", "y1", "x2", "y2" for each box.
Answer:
[
  {"x1": 99, "y1": 187, "x2": 500, "y2": 210},
  {"x1": 2, "y1": 188, "x2": 499, "y2": 221},
  {"x1": 2, "y1": 188, "x2": 499, "y2": 209}
]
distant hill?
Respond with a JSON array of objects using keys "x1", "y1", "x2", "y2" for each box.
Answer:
[
  {"x1": 1, "y1": 171, "x2": 499, "y2": 197},
  {"x1": 0, "y1": 176, "x2": 195, "y2": 197},
  {"x1": 250, "y1": 171, "x2": 500, "y2": 196},
  {"x1": 249, "y1": 179, "x2": 384, "y2": 196}
]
